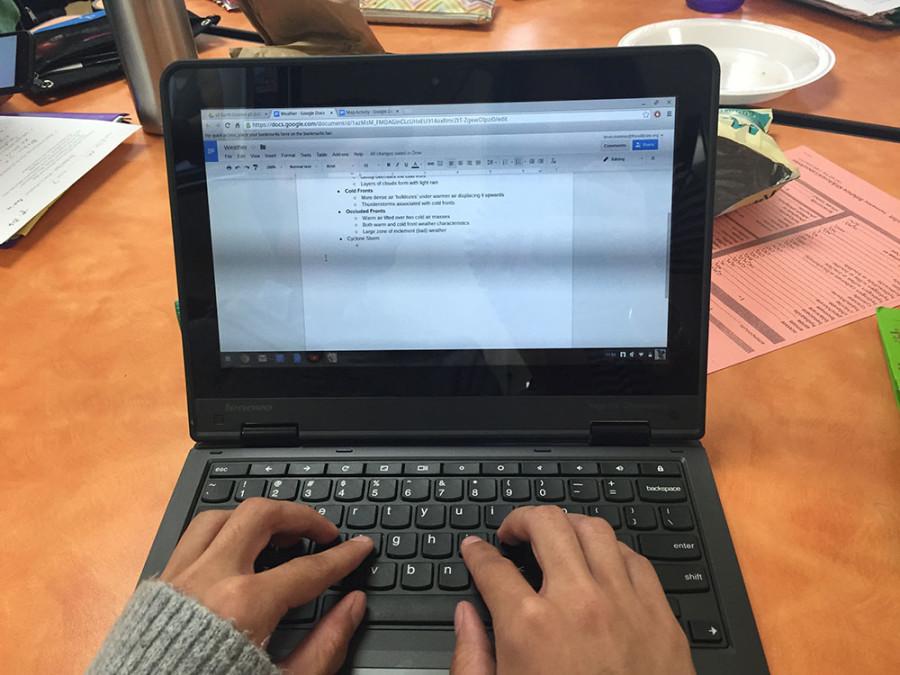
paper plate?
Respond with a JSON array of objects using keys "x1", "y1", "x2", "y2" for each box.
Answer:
[{"x1": 619, "y1": 18, "x2": 836, "y2": 105}]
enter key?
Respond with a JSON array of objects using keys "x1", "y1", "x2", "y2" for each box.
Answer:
[{"x1": 639, "y1": 534, "x2": 702, "y2": 561}]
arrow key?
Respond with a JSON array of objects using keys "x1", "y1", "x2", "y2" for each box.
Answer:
[
  {"x1": 688, "y1": 620, "x2": 724, "y2": 644},
  {"x1": 288, "y1": 462, "x2": 325, "y2": 476},
  {"x1": 250, "y1": 462, "x2": 287, "y2": 476}
]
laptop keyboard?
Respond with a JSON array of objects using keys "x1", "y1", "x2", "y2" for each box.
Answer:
[{"x1": 194, "y1": 459, "x2": 727, "y2": 648}]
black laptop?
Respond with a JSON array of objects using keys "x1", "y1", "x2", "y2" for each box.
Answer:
[{"x1": 143, "y1": 48, "x2": 769, "y2": 674}]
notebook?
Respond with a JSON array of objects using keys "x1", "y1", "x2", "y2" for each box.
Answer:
[{"x1": 142, "y1": 49, "x2": 768, "y2": 673}]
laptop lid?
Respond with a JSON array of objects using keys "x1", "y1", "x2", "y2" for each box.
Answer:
[{"x1": 161, "y1": 48, "x2": 719, "y2": 445}]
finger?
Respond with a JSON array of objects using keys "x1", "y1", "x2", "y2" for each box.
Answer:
[
  {"x1": 450, "y1": 601, "x2": 496, "y2": 675},
  {"x1": 567, "y1": 514, "x2": 632, "y2": 592},
  {"x1": 257, "y1": 536, "x2": 374, "y2": 610},
  {"x1": 160, "y1": 509, "x2": 231, "y2": 580},
  {"x1": 461, "y1": 536, "x2": 534, "y2": 619},
  {"x1": 201, "y1": 499, "x2": 339, "y2": 572},
  {"x1": 280, "y1": 591, "x2": 367, "y2": 675},
  {"x1": 496, "y1": 506, "x2": 593, "y2": 587},
  {"x1": 617, "y1": 542, "x2": 671, "y2": 613}
]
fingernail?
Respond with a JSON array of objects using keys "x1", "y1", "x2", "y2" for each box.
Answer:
[
  {"x1": 460, "y1": 535, "x2": 481, "y2": 548},
  {"x1": 454, "y1": 601, "x2": 467, "y2": 634},
  {"x1": 351, "y1": 535, "x2": 374, "y2": 546},
  {"x1": 349, "y1": 591, "x2": 367, "y2": 624}
]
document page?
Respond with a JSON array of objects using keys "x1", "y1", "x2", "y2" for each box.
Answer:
[
  {"x1": 708, "y1": 146, "x2": 900, "y2": 372},
  {"x1": 0, "y1": 116, "x2": 139, "y2": 243}
]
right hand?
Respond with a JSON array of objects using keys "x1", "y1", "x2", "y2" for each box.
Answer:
[{"x1": 451, "y1": 506, "x2": 696, "y2": 675}]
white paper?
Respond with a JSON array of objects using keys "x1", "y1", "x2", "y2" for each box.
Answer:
[
  {"x1": 0, "y1": 116, "x2": 139, "y2": 243},
  {"x1": 823, "y1": 0, "x2": 900, "y2": 16}
]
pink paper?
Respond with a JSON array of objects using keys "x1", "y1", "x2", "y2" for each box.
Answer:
[{"x1": 708, "y1": 146, "x2": 900, "y2": 373}]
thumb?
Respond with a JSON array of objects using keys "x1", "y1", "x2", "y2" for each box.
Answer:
[
  {"x1": 450, "y1": 601, "x2": 495, "y2": 675},
  {"x1": 279, "y1": 591, "x2": 366, "y2": 675}
]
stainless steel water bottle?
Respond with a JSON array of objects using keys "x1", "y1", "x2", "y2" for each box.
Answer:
[{"x1": 104, "y1": 0, "x2": 198, "y2": 135}]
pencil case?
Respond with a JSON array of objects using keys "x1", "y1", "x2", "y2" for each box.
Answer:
[{"x1": 358, "y1": 0, "x2": 496, "y2": 25}]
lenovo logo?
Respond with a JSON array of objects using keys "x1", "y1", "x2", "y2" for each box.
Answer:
[{"x1": 224, "y1": 403, "x2": 273, "y2": 413}]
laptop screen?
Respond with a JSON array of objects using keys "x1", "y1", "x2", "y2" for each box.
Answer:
[{"x1": 200, "y1": 97, "x2": 676, "y2": 369}]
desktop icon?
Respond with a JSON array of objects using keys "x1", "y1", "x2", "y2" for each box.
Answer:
[
  {"x1": 292, "y1": 353, "x2": 302, "y2": 364},
  {"x1": 257, "y1": 354, "x2": 268, "y2": 364},
  {"x1": 275, "y1": 353, "x2": 286, "y2": 364},
  {"x1": 326, "y1": 352, "x2": 339, "y2": 364},
  {"x1": 307, "y1": 353, "x2": 322, "y2": 363},
  {"x1": 240, "y1": 354, "x2": 250, "y2": 365}
]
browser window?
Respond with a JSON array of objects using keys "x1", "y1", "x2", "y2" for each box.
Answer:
[{"x1": 200, "y1": 98, "x2": 676, "y2": 363}]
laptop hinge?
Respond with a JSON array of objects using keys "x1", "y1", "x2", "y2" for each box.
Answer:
[
  {"x1": 589, "y1": 421, "x2": 652, "y2": 446},
  {"x1": 240, "y1": 423, "x2": 300, "y2": 446}
]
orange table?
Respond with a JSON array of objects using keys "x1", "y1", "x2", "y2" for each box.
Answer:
[{"x1": 1, "y1": 1, "x2": 899, "y2": 672}]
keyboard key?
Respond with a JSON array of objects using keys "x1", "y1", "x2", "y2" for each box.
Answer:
[
  {"x1": 401, "y1": 562, "x2": 433, "y2": 590},
  {"x1": 201, "y1": 480, "x2": 233, "y2": 503},
  {"x1": 250, "y1": 462, "x2": 287, "y2": 477},
  {"x1": 438, "y1": 563, "x2": 470, "y2": 590},
  {"x1": 386, "y1": 532, "x2": 417, "y2": 559},
  {"x1": 415, "y1": 505, "x2": 445, "y2": 529},
  {"x1": 327, "y1": 462, "x2": 364, "y2": 476},
  {"x1": 365, "y1": 462, "x2": 402, "y2": 476},
  {"x1": 559, "y1": 504, "x2": 583, "y2": 515},
  {"x1": 638, "y1": 478, "x2": 687, "y2": 502},
  {"x1": 640, "y1": 462, "x2": 681, "y2": 476},
  {"x1": 534, "y1": 478, "x2": 565, "y2": 502},
  {"x1": 434, "y1": 478, "x2": 464, "y2": 502},
  {"x1": 568, "y1": 479, "x2": 599, "y2": 502},
  {"x1": 334, "y1": 479, "x2": 365, "y2": 502},
  {"x1": 355, "y1": 533, "x2": 383, "y2": 556},
  {"x1": 654, "y1": 564, "x2": 710, "y2": 592},
  {"x1": 501, "y1": 478, "x2": 531, "y2": 502},
  {"x1": 234, "y1": 478, "x2": 266, "y2": 501},
  {"x1": 288, "y1": 462, "x2": 325, "y2": 477},
  {"x1": 456, "y1": 532, "x2": 489, "y2": 554},
  {"x1": 616, "y1": 533, "x2": 634, "y2": 549},
  {"x1": 283, "y1": 599, "x2": 317, "y2": 623},
  {"x1": 346, "y1": 505, "x2": 377, "y2": 529},
  {"x1": 639, "y1": 534, "x2": 701, "y2": 560},
  {"x1": 560, "y1": 461, "x2": 598, "y2": 475},
  {"x1": 254, "y1": 540, "x2": 308, "y2": 572},
  {"x1": 209, "y1": 462, "x2": 248, "y2": 477},
  {"x1": 585, "y1": 505, "x2": 621, "y2": 529},
  {"x1": 422, "y1": 532, "x2": 454, "y2": 559},
  {"x1": 343, "y1": 594, "x2": 490, "y2": 625},
  {"x1": 484, "y1": 504, "x2": 514, "y2": 529},
  {"x1": 313, "y1": 504, "x2": 343, "y2": 527},
  {"x1": 313, "y1": 534, "x2": 347, "y2": 553},
  {"x1": 625, "y1": 505, "x2": 657, "y2": 530},
  {"x1": 365, "y1": 562, "x2": 397, "y2": 590},
  {"x1": 444, "y1": 462, "x2": 480, "y2": 475},
  {"x1": 450, "y1": 505, "x2": 480, "y2": 529},
  {"x1": 367, "y1": 479, "x2": 397, "y2": 501},
  {"x1": 401, "y1": 479, "x2": 430, "y2": 501},
  {"x1": 300, "y1": 479, "x2": 331, "y2": 502},
  {"x1": 381, "y1": 504, "x2": 412, "y2": 529},
  {"x1": 602, "y1": 478, "x2": 633, "y2": 502},
  {"x1": 689, "y1": 620, "x2": 724, "y2": 644},
  {"x1": 660, "y1": 506, "x2": 693, "y2": 531},
  {"x1": 468, "y1": 479, "x2": 497, "y2": 502},
  {"x1": 523, "y1": 462, "x2": 559, "y2": 475},
  {"x1": 600, "y1": 462, "x2": 638, "y2": 476},
  {"x1": 266, "y1": 478, "x2": 298, "y2": 501},
  {"x1": 500, "y1": 544, "x2": 543, "y2": 590},
  {"x1": 483, "y1": 462, "x2": 519, "y2": 475},
  {"x1": 404, "y1": 462, "x2": 440, "y2": 475}
]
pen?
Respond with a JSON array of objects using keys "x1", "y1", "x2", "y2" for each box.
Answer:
[{"x1": 729, "y1": 107, "x2": 900, "y2": 143}]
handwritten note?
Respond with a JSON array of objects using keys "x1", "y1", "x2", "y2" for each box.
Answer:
[
  {"x1": 0, "y1": 116, "x2": 139, "y2": 244},
  {"x1": 708, "y1": 146, "x2": 900, "y2": 372}
]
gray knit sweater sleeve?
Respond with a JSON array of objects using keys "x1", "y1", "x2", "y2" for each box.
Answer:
[{"x1": 88, "y1": 580, "x2": 281, "y2": 675}]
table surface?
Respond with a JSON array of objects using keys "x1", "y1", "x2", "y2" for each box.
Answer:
[{"x1": 1, "y1": 1, "x2": 899, "y2": 672}]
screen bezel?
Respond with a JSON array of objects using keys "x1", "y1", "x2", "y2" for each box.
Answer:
[
  {"x1": 0, "y1": 32, "x2": 34, "y2": 95},
  {"x1": 161, "y1": 48, "x2": 719, "y2": 441}
]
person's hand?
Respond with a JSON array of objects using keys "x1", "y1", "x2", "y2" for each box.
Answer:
[
  {"x1": 159, "y1": 498, "x2": 374, "y2": 674},
  {"x1": 451, "y1": 506, "x2": 696, "y2": 675}
]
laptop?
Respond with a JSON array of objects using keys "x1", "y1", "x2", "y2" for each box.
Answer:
[{"x1": 143, "y1": 48, "x2": 769, "y2": 674}]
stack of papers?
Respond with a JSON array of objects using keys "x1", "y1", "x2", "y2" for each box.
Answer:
[
  {"x1": 0, "y1": 115, "x2": 139, "y2": 245},
  {"x1": 791, "y1": 0, "x2": 900, "y2": 25}
]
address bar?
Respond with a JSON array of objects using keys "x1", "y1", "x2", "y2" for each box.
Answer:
[{"x1": 242, "y1": 110, "x2": 652, "y2": 131}]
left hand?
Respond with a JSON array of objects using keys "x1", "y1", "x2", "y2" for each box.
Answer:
[{"x1": 160, "y1": 498, "x2": 374, "y2": 674}]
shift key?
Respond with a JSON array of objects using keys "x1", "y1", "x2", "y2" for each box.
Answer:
[{"x1": 654, "y1": 564, "x2": 710, "y2": 592}]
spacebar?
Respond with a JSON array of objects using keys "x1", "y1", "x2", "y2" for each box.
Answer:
[{"x1": 326, "y1": 595, "x2": 491, "y2": 625}]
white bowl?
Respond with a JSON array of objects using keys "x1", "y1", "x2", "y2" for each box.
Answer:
[{"x1": 619, "y1": 18, "x2": 836, "y2": 105}]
